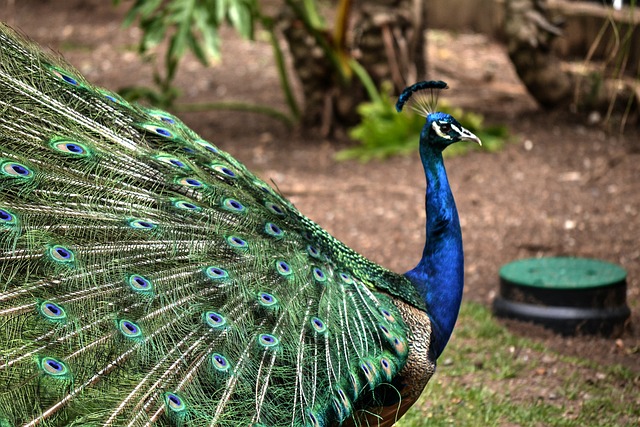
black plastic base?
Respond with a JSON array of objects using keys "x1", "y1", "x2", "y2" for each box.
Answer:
[{"x1": 493, "y1": 297, "x2": 630, "y2": 336}]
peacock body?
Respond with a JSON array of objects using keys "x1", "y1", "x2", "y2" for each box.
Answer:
[{"x1": 0, "y1": 23, "x2": 480, "y2": 427}]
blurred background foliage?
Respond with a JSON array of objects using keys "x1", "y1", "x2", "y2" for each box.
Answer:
[{"x1": 112, "y1": 0, "x2": 636, "y2": 159}]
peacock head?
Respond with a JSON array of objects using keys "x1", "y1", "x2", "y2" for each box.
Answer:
[
  {"x1": 396, "y1": 81, "x2": 481, "y2": 153},
  {"x1": 422, "y1": 112, "x2": 481, "y2": 152}
]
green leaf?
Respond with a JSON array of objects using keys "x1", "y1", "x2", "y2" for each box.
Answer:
[
  {"x1": 228, "y1": 1, "x2": 253, "y2": 39},
  {"x1": 199, "y1": 17, "x2": 221, "y2": 59},
  {"x1": 216, "y1": 0, "x2": 229, "y2": 24},
  {"x1": 121, "y1": 0, "x2": 162, "y2": 26},
  {"x1": 139, "y1": 15, "x2": 167, "y2": 51},
  {"x1": 187, "y1": 30, "x2": 207, "y2": 64}
]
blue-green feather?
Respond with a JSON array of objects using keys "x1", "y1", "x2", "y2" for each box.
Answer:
[{"x1": 0, "y1": 22, "x2": 476, "y2": 427}]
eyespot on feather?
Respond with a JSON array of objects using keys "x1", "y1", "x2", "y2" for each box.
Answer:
[
  {"x1": 117, "y1": 319, "x2": 143, "y2": 339},
  {"x1": 222, "y1": 198, "x2": 245, "y2": 213},
  {"x1": 258, "y1": 333, "x2": 279, "y2": 348},
  {"x1": 147, "y1": 110, "x2": 178, "y2": 126},
  {"x1": 139, "y1": 123, "x2": 176, "y2": 139},
  {"x1": 164, "y1": 392, "x2": 187, "y2": 412},
  {"x1": 265, "y1": 202, "x2": 285, "y2": 216},
  {"x1": 194, "y1": 139, "x2": 219, "y2": 153},
  {"x1": 258, "y1": 292, "x2": 277, "y2": 307},
  {"x1": 226, "y1": 235, "x2": 248, "y2": 249},
  {"x1": 264, "y1": 222, "x2": 284, "y2": 237},
  {"x1": 172, "y1": 199, "x2": 201, "y2": 211},
  {"x1": 39, "y1": 357, "x2": 69, "y2": 378},
  {"x1": 39, "y1": 301, "x2": 67, "y2": 322},
  {"x1": 310, "y1": 316, "x2": 327, "y2": 334},
  {"x1": 1, "y1": 161, "x2": 33, "y2": 178},
  {"x1": 275, "y1": 260, "x2": 292, "y2": 276},
  {"x1": 47, "y1": 64, "x2": 83, "y2": 88},
  {"x1": 339, "y1": 272, "x2": 354, "y2": 285},
  {"x1": 178, "y1": 177, "x2": 205, "y2": 188},
  {"x1": 307, "y1": 245, "x2": 321, "y2": 259},
  {"x1": 211, "y1": 353, "x2": 232, "y2": 372},
  {"x1": 379, "y1": 307, "x2": 396, "y2": 322},
  {"x1": 48, "y1": 245, "x2": 75, "y2": 264},
  {"x1": 0, "y1": 208, "x2": 17, "y2": 225},
  {"x1": 127, "y1": 274, "x2": 154, "y2": 294},
  {"x1": 50, "y1": 139, "x2": 90, "y2": 157},
  {"x1": 205, "y1": 266, "x2": 229, "y2": 280},
  {"x1": 204, "y1": 311, "x2": 227, "y2": 328},
  {"x1": 312, "y1": 267, "x2": 327, "y2": 282},
  {"x1": 155, "y1": 155, "x2": 189, "y2": 170},
  {"x1": 212, "y1": 164, "x2": 237, "y2": 178},
  {"x1": 128, "y1": 218, "x2": 157, "y2": 230}
]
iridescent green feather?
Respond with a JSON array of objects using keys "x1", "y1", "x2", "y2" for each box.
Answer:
[{"x1": 0, "y1": 23, "x2": 420, "y2": 427}]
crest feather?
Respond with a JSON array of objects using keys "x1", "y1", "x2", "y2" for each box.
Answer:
[{"x1": 395, "y1": 81, "x2": 448, "y2": 117}]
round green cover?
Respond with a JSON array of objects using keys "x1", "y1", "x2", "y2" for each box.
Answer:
[{"x1": 499, "y1": 257, "x2": 627, "y2": 290}]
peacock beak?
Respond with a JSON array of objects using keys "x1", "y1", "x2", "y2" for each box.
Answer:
[{"x1": 459, "y1": 127, "x2": 482, "y2": 146}]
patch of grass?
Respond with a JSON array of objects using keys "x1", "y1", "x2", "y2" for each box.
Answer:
[{"x1": 397, "y1": 302, "x2": 639, "y2": 427}]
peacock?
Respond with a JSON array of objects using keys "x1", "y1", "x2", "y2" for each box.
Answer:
[{"x1": 0, "y1": 22, "x2": 481, "y2": 427}]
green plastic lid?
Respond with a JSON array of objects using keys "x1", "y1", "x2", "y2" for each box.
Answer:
[{"x1": 499, "y1": 257, "x2": 627, "y2": 290}]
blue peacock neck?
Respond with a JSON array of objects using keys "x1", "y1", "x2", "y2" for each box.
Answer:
[{"x1": 404, "y1": 137, "x2": 464, "y2": 361}]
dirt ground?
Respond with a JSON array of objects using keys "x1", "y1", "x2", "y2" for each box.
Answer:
[{"x1": 5, "y1": 0, "x2": 639, "y2": 406}]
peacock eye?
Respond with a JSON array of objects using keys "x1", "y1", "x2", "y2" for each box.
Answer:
[{"x1": 439, "y1": 123, "x2": 451, "y2": 132}]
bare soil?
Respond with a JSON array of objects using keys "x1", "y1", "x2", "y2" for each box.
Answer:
[{"x1": 5, "y1": 0, "x2": 639, "y2": 412}]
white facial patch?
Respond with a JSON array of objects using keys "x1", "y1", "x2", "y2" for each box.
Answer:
[
  {"x1": 450, "y1": 123, "x2": 463, "y2": 134},
  {"x1": 431, "y1": 121, "x2": 453, "y2": 140}
]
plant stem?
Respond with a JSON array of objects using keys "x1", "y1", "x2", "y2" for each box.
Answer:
[
  {"x1": 283, "y1": 0, "x2": 349, "y2": 85},
  {"x1": 302, "y1": 0, "x2": 324, "y2": 29},
  {"x1": 265, "y1": 19, "x2": 300, "y2": 121},
  {"x1": 174, "y1": 101, "x2": 293, "y2": 126},
  {"x1": 333, "y1": 0, "x2": 351, "y2": 55},
  {"x1": 348, "y1": 58, "x2": 382, "y2": 104}
]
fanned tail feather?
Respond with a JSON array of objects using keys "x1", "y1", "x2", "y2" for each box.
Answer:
[{"x1": 0, "y1": 23, "x2": 421, "y2": 427}]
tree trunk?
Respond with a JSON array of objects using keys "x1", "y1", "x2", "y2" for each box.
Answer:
[
  {"x1": 354, "y1": 0, "x2": 427, "y2": 92},
  {"x1": 280, "y1": 9, "x2": 337, "y2": 128},
  {"x1": 504, "y1": 0, "x2": 573, "y2": 107},
  {"x1": 279, "y1": 0, "x2": 427, "y2": 132},
  {"x1": 504, "y1": 0, "x2": 637, "y2": 115}
]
